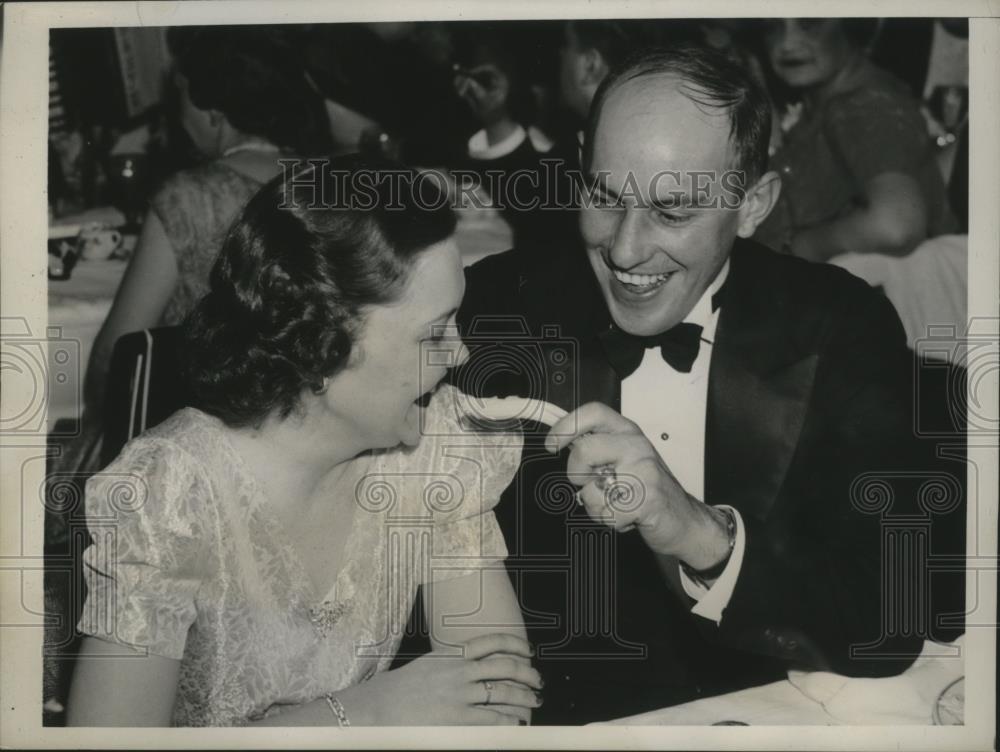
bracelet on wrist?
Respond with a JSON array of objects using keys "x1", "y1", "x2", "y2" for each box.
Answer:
[{"x1": 324, "y1": 693, "x2": 351, "y2": 727}]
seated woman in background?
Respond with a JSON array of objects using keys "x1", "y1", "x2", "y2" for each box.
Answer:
[
  {"x1": 451, "y1": 26, "x2": 555, "y2": 249},
  {"x1": 67, "y1": 156, "x2": 541, "y2": 727},
  {"x1": 82, "y1": 25, "x2": 330, "y2": 416},
  {"x1": 753, "y1": 18, "x2": 956, "y2": 263}
]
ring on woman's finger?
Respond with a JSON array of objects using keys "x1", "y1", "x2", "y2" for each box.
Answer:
[{"x1": 483, "y1": 680, "x2": 495, "y2": 705}]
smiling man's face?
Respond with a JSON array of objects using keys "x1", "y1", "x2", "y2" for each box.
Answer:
[{"x1": 581, "y1": 75, "x2": 748, "y2": 336}]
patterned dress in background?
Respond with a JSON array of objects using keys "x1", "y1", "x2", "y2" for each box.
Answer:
[{"x1": 151, "y1": 161, "x2": 266, "y2": 325}]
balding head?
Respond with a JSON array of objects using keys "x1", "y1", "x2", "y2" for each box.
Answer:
[{"x1": 584, "y1": 43, "x2": 772, "y2": 190}]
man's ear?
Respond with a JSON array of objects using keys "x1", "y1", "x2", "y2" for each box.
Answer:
[
  {"x1": 580, "y1": 48, "x2": 609, "y2": 87},
  {"x1": 736, "y1": 170, "x2": 781, "y2": 238}
]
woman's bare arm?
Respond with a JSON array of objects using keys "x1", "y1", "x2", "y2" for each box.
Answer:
[
  {"x1": 791, "y1": 171, "x2": 928, "y2": 263},
  {"x1": 66, "y1": 637, "x2": 181, "y2": 726},
  {"x1": 83, "y1": 210, "x2": 179, "y2": 410},
  {"x1": 425, "y1": 568, "x2": 527, "y2": 651}
]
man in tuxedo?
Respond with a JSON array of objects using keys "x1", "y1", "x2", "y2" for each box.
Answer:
[{"x1": 454, "y1": 44, "x2": 929, "y2": 724}]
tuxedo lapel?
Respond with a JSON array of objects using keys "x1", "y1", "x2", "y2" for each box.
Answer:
[{"x1": 705, "y1": 242, "x2": 819, "y2": 521}]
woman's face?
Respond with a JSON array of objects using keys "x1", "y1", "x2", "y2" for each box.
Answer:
[
  {"x1": 324, "y1": 237, "x2": 469, "y2": 449},
  {"x1": 764, "y1": 19, "x2": 856, "y2": 90}
]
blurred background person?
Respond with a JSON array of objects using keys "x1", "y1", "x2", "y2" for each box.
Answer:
[
  {"x1": 450, "y1": 24, "x2": 555, "y2": 250},
  {"x1": 557, "y1": 20, "x2": 684, "y2": 145},
  {"x1": 81, "y1": 26, "x2": 330, "y2": 420},
  {"x1": 546, "y1": 21, "x2": 651, "y2": 226},
  {"x1": 752, "y1": 18, "x2": 956, "y2": 262},
  {"x1": 58, "y1": 26, "x2": 330, "y2": 486},
  {"x1": 537, "y1": 20, "x2": 704, "y2": 252}
]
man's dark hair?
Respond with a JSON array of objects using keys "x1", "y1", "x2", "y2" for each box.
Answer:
[
  {"x1": 583, "y1": 42, "x2": 772, "y2": 188},
  {"x1": 182, "y1": 154, "x2": 457, "y2": 428}
]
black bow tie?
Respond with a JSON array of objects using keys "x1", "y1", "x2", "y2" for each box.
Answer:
[{"x1": 598, "y1": 322, "x2": 705, "y2": 378}]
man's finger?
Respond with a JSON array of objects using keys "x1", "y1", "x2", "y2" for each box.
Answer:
[
  {"x1": 546, "y1": 402, "x2": 638, "y2": 453},
  {"x1": 577, "y1": 480, "x2": 645, "y2": 530},
  {"x1": 564, "y1": 433, "x2": 648, "y2": 477}
]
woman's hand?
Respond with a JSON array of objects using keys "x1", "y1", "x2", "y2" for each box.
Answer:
[{"x1": 341, "y1": 633, "x2": 543, "y2": 725}]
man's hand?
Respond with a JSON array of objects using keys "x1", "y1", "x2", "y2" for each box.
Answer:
[{"x1": 546, "y1": 402, "x2": 731, "y2": 569}]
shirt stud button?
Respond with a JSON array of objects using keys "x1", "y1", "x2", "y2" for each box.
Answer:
[{"x1": 660, "y1": 432, "x2": 670, "y2": 441}]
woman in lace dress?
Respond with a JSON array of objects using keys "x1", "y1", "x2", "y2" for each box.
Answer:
[{"x1": 67, "y1": 156, "x2": 541, "y2": 727}]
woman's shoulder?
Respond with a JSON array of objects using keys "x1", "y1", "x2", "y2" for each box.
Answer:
[
  {"x1": 84, "y1": 409, "x2": 227, "y2": 539},
  {"x1": 101, "y1": 408, "x2": 227, "y2": 487}
]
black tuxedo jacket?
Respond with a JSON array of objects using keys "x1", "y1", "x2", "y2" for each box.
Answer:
[{"x1": 454, "y1": 237, "x2": 942, "y2": 724}]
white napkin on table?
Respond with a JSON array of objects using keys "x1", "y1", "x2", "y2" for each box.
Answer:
[{"x1": 787, "y1": 637, "x2": 964, "y2": 725}]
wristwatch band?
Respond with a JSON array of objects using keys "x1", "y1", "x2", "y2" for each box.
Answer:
[{"x1": 680, "y1": 506, "x2": 737, "y2": 586}]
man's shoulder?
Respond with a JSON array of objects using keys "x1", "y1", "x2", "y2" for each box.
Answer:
[
  {"x1": 733, "y1": 238, "x2": 882, "y2": 315},
  {"x1": 730, "y1": 239, "x2": 904, "y2": 353}
]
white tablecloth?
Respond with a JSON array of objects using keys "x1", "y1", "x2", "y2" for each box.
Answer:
[
  {"x1": 830, "y1": 235, "x2": 968, "y2": 359},
  {"x1": 604, "y1": 637, "x2": 964, "y2": 726}
]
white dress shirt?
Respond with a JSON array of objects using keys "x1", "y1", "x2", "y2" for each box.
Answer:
[{"x1": 619, "y1": 260, "x2": 745, "y2": 624}]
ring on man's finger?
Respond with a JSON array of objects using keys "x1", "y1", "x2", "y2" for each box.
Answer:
[
  {"x1": 594, "y1": 464, "x2": 617, "y2": 491},
  {"x1": 483, "y1": 680, "x2": 495, "y2": 705}
]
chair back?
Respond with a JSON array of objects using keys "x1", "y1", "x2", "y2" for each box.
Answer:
[{"x1": 100, "y1": 326, "x2": 193, "y2": 467}]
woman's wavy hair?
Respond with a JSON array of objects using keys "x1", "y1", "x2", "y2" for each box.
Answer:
[
  {"x1": 169, "y1": 25, "x2": 331, "y2": 155},
  {"x1": 181, "y1": 154, "x2": 457, "y2": 428}
]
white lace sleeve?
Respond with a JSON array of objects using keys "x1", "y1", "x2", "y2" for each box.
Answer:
[{"x1": 77, "y1": 438, "x2": 211, "y2": 659}]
